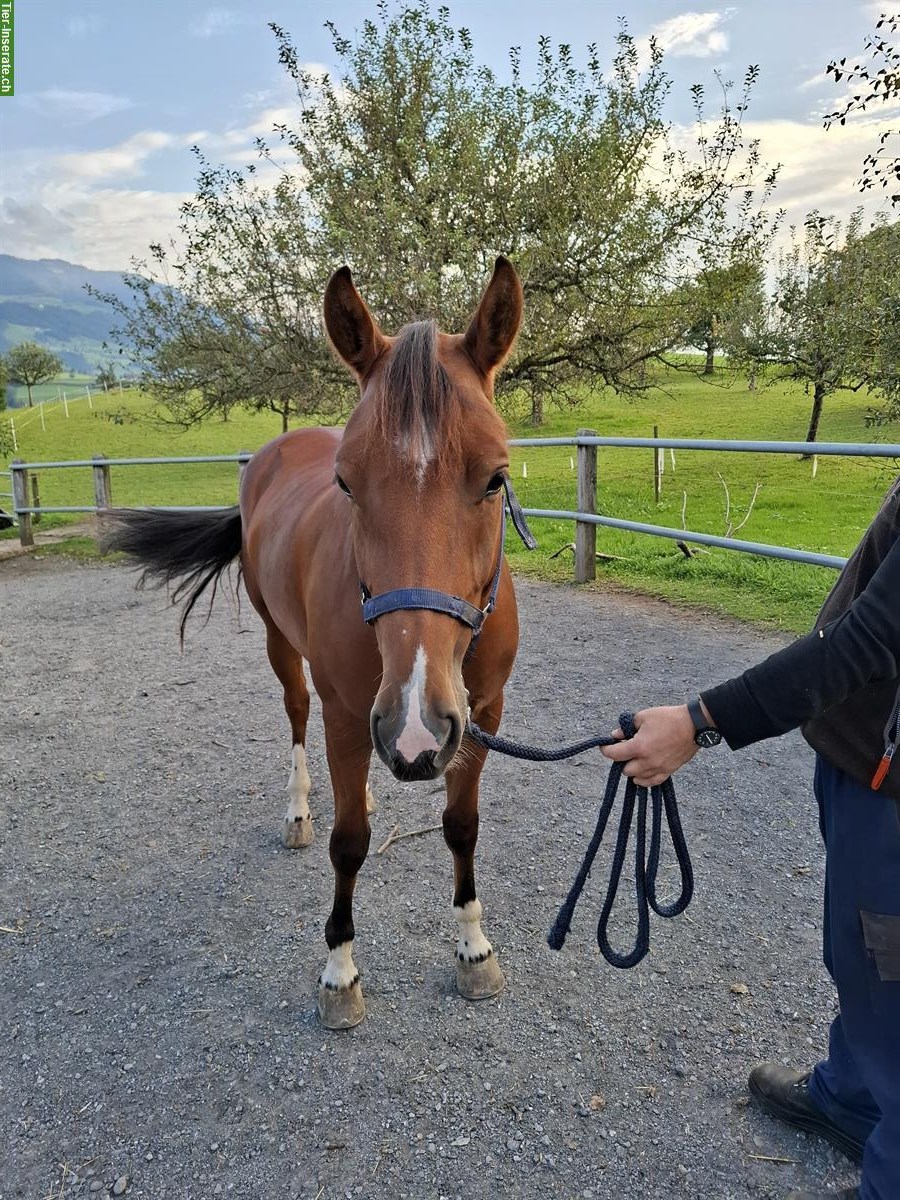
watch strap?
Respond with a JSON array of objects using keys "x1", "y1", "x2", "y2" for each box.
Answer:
[{"x1": 687, "y1": 698, "x2": 708, "y2": 734}]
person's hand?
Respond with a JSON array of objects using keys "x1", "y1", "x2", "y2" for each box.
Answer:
[{"x1": 600, "y1": 704, "x2": 703, "y2": 787}]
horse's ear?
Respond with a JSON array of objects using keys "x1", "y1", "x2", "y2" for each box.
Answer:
[
  {"x1": 323, "y1": 266, "x2": 387, "y2": 380},
  {"x1": 464, "y1": 256, "x2": 523, "y2": 379}
]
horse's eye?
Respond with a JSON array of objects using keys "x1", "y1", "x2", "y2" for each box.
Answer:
[
  {"x1": 335, "y1": 474, "x2": 353, "y2": 499},
  {"x1": 485, "y1": 473, "x2": 506, "y2": 497}
]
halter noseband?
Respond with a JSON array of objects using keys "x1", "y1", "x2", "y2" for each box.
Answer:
[{"x1": 359, "y1": 477, "x2": 536, "y2": 654}]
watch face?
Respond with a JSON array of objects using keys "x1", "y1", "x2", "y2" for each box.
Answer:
[{"x1": 696, "y1": 728, "x2": 722, "y2": 748}]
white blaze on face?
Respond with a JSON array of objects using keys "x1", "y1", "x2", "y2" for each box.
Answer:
[
  {"x1": 454, "y1": 898, "x2": 494, "y2": 964},
  {"x1": 398, "y1": 430, "x2": 434, "y2": 488},
  {"x1": 414, "y1": 429, "x2": 433, "y2": 488},
  {"x1": 285, "y1": 743, "x2": 312, "y2": 825},
  {"x1": 320, "y1": 941, "x2": 359, "y2": 991},
  {"x1": 395, "y1": 645, "x2": 440, "y2": 763}
]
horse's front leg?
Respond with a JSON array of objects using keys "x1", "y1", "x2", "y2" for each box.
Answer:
[
  {"x1": 443, "y1": 693, "x2": 506, "y2": 1001},
  {"x1": 317, "y1": 701, "x2": 373, "y2": 1030}
]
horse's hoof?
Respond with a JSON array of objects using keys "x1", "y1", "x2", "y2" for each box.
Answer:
[
  {"x1": 317, "y1": 980, "x2": 366, "y2": 1030},
  {"x1": 283, "y1": 816, "x2": 314, "y2": 849},
  {"x1": 457, "y1": 953, "x2": 505, "y2": 1001}
]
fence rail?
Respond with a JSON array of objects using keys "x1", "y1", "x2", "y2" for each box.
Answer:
[{"x1": 6, "y1": 440, "x2": 900, "y2": 571}]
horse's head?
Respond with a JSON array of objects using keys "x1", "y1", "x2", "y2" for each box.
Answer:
[{"x1": 324, "y1": 258, "x2": 523, "y2": 782}]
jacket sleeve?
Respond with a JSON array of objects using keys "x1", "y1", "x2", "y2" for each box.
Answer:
[{"x1": 700, "y1": 536, "x2": 900, "y2": 750}]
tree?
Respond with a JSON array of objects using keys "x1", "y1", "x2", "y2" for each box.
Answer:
[
  {"x1": 727, "y1": 213, "x2": 898, "y2": 446},
  {"x1": 682, "y1": 259, "x2": 765, "y2": 376},
  {"x1": 5, "y1": 342, "x2": 63, "y2": 407},
  {"x1": 95, "y1": 181, "x2": 350, "y2": 433},
  {"x1": 825, "y1": 14, "x2": 900, "y2": 202},
  {"x1": 95, "y1": 364, "x2": 118, "y2": 391},
  {"x1": 842, "y1": 217, "x2": 900, "y2": 425},
  {"x1": 0, "y1": 356, "x2": 8, "y2": 412},
  {"x1": 100, "y1": 3, "x2": 777, "y2": 427}
]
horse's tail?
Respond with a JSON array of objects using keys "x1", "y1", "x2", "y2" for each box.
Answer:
[{"x1": 102, "y1": 506, "x2": 243, "y2": 642}]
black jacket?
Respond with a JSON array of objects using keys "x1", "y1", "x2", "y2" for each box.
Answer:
[{"x1": 701, "y1": 476, "x2": 900, "y2": 799}]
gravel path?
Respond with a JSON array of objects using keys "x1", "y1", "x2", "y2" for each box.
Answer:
[{"x1": 1, "y1": 558, "x2": 860, "y2": 1200}]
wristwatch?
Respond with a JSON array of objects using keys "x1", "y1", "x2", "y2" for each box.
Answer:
[{"x1": 688, "y1": 698, "x2": 722, "y2": 748}]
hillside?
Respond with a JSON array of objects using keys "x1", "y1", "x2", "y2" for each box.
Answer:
[{"x1": 0, "y1": 255, "x2": 137, "y2": 376}]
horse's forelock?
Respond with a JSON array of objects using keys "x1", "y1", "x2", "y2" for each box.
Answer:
[{"x1": 373, "y1": 320, "x2": 458, "y2": 474}]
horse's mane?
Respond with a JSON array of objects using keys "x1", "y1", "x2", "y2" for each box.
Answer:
[{"x1": 372, "y1": 320, "x2": 462, "y2": 472}]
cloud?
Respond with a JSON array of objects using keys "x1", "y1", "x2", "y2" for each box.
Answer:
[
  {"x1": 189, "y1": 8, "x2": 243, "y2": 38},
  {"x1": 0, "y1": 127, "x2": 200, "y2": 269},
  {"x1": 0, "y1": 199, "x2": 72, "y2": 244},
  {"x1": 735, "y1": 116, "x2": 892, "y2": 232},
  {"x1": 639, "y1": 10, "x2": 734, "y2": 65},
  {"x1": 22, "y1": 89, "x2": 134, "y2": 122},
  {"x1": 861, "y1": 2, "x2": 890, "y2": 21},
  {"x1": 0, "y1": 188, "x2": 191, "y2": 271},
  {"x1": 55, "y1": 131, "x2": 192, "y2": 182},
  {"x1": 797, "y1": 71, "x2": 828, "y2": 93}
]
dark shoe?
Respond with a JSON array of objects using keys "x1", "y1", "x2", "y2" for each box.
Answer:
[
  {"x1": 748, "y1": 1063, "x2": 866, "y2": 1164},
  {"x1": 786, "y1": 1190, "x2": 859, "y2": 1199}
]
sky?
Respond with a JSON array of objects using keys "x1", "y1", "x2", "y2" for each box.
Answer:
[{"x1": 0, "y1": 0, "x2": 895, "y2": 272}]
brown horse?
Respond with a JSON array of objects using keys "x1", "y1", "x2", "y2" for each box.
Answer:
[{"x1": 107, "y1": 257, "x2": 525, "y2": 1029}]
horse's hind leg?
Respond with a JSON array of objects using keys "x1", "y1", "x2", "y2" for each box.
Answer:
[
  {"x1": 443, "y1": 693, "x2": 506, "y2": 1001},
  {"x1": 264, "y1": 625, "x2": 314, "y2": 849}
]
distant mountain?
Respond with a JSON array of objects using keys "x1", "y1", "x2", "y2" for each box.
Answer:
[{"x1": 0, "y1": 255, "x2": 138, "y2": 375}]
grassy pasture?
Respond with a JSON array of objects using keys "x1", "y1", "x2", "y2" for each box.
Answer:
[
  {"x1": 5, "y1": 373, "x2": 99, "y2": 409},
  {"x1": 3, "y1": 370, "x2": 898, "y2": 633}
]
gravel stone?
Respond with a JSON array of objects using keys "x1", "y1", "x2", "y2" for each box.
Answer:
[{"x1": 0, "y1": 559, "x2": 862, "y2": 1199}]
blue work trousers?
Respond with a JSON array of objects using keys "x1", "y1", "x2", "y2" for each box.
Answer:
[{"x1": 807, "y1": 756, "x2": 900, "y2": 1200}]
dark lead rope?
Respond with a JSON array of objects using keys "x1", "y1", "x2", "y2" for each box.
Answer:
[{"x1": 465, "y1": 713, "x2": 694, "y2": 969}]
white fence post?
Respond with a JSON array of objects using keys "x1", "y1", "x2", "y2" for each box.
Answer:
[
  {"x1": 9, "y1": 418, "x2": 16, "y2": 453},
  {"x1": 39, "y1": 403, "x2": 46, "y2": 432}
]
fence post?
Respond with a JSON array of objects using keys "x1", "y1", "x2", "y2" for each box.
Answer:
[
  {"x1": 92, "y1": 454, "x2": 112, "y2": 510},
  {"x1": 11, "y1": 460, "x2": 34, "y2": 548},
  {"x1": 575, "y1": 427, "x2": 598, "y2": 583},
  {"x1": 31, "y1": 475, "x2": 42, "y2": 525}
]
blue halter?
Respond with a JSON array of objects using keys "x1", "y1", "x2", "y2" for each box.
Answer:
[{"x1": 359, "y1": 477, "x2": 536, "y2": 653}]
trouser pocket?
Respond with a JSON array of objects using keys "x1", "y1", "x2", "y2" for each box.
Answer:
[
  {"x1": 860, "y1": 911, "x2": 900, "y2": 1019},
  {"x1": 861, "y1": 910, "x2": 900, "y2": 984}
]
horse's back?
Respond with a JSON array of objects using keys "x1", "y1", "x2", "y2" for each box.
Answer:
[{"x1": 242, "y1": 427, "x2": 343, "y2": 512}]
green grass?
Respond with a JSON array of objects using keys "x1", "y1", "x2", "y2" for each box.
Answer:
[
  {"x1": 501, "y1": 372, "x2": 898, "y2": 632},
  {"x1": 3, "y1": 370, "x2": 898, "y2": 634}
]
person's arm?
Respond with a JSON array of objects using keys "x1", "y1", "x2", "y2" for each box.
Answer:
[{"x1": 602, "y1": 534, "x2": 900, "y2": 786}]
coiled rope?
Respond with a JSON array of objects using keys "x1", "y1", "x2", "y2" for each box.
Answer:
[{"x1": 465, "y1": 712, "x2": 694, "y2": 969}]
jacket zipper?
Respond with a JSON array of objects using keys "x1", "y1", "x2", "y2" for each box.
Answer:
[{"x1": 871, "y1": 683, "x2": 900, "y2": 791}]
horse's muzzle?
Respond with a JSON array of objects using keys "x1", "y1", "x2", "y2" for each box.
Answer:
[{"x1": 370, "y1": 709, "x2": 461, "y2": 782}]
